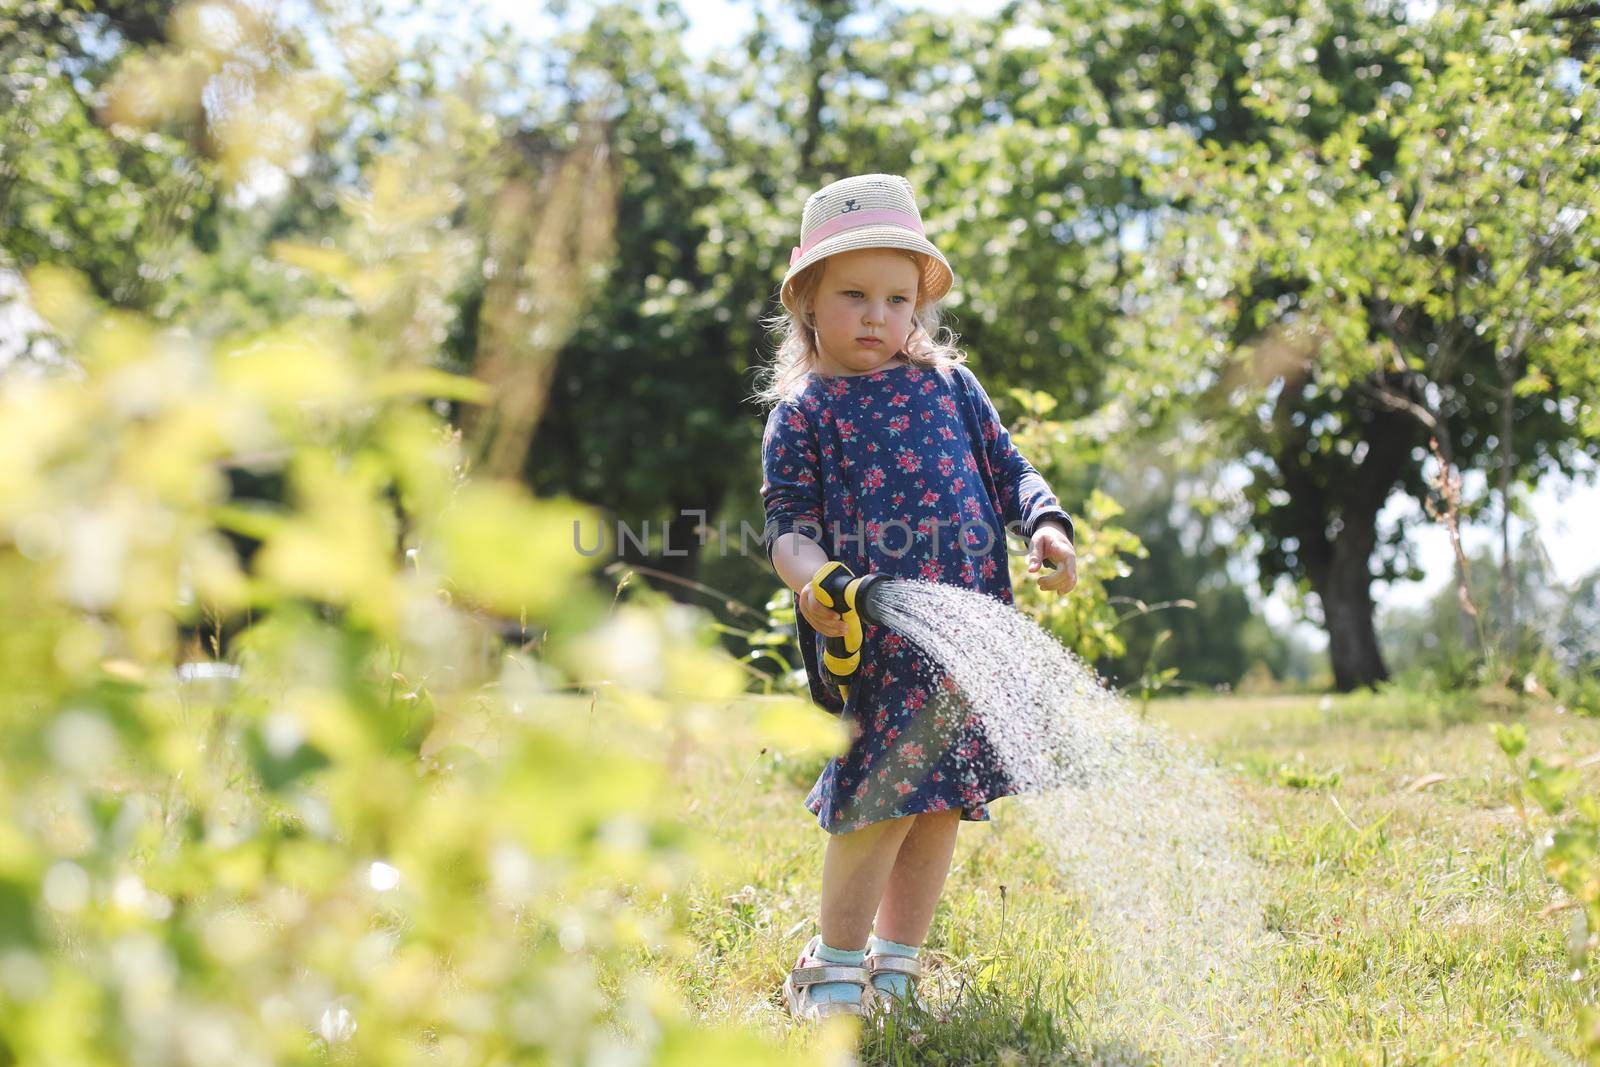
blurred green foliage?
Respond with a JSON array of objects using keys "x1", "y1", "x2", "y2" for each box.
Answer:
[{"x1": 0, "y1": 1, "x2": 845, "y2": 1062}]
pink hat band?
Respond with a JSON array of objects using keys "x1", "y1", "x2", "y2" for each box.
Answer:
[
  {"x1": 789, "y1": 208, "x2": 926, "y2": 267},
  {"x1": 779, "y1": 174, "x2": 953, "y2": 314}
]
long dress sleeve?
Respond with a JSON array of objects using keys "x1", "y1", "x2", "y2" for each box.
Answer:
[
  {"x1": 957, "y1": 366, "x2": 1075, "y2": 545},
  {"x1": 760, "y1": 399, "x2": 825, "y2": 565},
  {"x1": 760, "y1": 398, "x2": 845, "y2": 714}
]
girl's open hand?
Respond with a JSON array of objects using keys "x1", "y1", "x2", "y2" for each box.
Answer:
[
  {"x1": 797, "y1": 583, "x2": 849, "y2": 638},
  {"x1": 1027, "y1": 520, "x2": 1078, "y2": 594}
]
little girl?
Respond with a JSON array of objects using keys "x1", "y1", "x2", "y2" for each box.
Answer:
[{"x1": 755, "y1": 173, "x2": 1078, "y2": 1021}]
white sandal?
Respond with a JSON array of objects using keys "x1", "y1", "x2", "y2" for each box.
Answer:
[
  {"x1": 782, "y1": 935, "x2": 874, "y2": 1021},
  {"x1": 864, "y1": 949, "x2": 922, "y2": 1011}
]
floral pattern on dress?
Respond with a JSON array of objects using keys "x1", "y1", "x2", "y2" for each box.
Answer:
[{"x1": 760, "y1": 359, "x2": 1074, "y2": 835}]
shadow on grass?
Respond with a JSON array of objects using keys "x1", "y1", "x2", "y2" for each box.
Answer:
[{"x1": 855, "y1": 974, "x2": 1155, "y2": 1066}]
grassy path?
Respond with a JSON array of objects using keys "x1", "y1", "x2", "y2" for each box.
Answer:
[{"x1": 650, "y1": 690, "x2": 1600, "y2": 1064}]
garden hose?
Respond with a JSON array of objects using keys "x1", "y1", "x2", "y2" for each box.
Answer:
[{"x1": 808, "y1": 561, "x2": 892, "y2": 704}]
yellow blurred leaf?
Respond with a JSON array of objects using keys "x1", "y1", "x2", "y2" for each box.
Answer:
[
  {"x1": 752, "y1": 696, "x2": 848, "y2": 757},
  {"x1": 1085, "y1": 487, "x2": 1126, "y2": 523},
  {"x1": 99, "y1": 658, "x2": 146, "y2": 682},
  {"x1": 213, "y1": 502, "x2": 288, "y2": 543},
  {"x1": 347, "y1": 267, "x2": 399, "y2": 311},
  {"x1": 171, "y1": 0, "x2": 273, "y2": 60},
  {"x1": 253, "y1": 451, "x2": 396, "y2": 624},
  {"x1": 213, "y1": 71, "x2": 333, "y2": 184},
  {"x1": 0, "y1": 381, "x2": 81, "y2": 522},
  {"x1": 217, "y1": 332, "x2": 360, "y2": 411},
  {"x1": 270, "y1": 241, "x2": 355, "y2": 282},
  {"x1": 663, "y1": 645, "x2": 748, "y2": 702},
  {"x1": 212, "y1": 843, "x2": 268, "y2": 893},
  {"x1": 341, "y1": 157, "x2": 461, "y2": 229},
  {"x1": 98, "y1": 49, "x2": 211, "y2": 129},
  {"x1": 69, "y1": 309, "x2": 155, "y2": 372},
  {"x1": 293, "y1": 690, "x2": 372, "y2": 761},
  {"x1": 659, "y1": 1018, "x2": 854, "y2": 1066},
  {"x1": 23, "y1": 264, "x2": 97, "y2": 340},
  {"x1": 597, "y1": 688, "x2": 672, "y2": 729},
  {"x1": 0, "y1": 821, "x2": 39, "y2": 875},
  {"x1": 122, "y1": 403, "x2": 231, "y2": 507},
  {"x1": 375, "y1": 408, "x2": 460, "y2": 522},
  {"x1": 1513, "y1": 368, "x2": 1552, "y2": 397},
  {"x1": 370, "y1": 368, "x2": 490, "y2": 405},
  {"x1": 433, "y1": 482, "x2": 597, "y2": 618},
  {"x1": 184, "y1": 532, "x2": 252, "y2": 611}
]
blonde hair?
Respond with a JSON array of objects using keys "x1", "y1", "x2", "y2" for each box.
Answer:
[{"x1": 750, "y1": 249, "x2": 967, "y2": 409}]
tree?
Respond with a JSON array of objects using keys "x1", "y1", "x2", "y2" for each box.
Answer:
[
  {"x1": 522, "y1": 1, "x2": 777, "y2": 585},
  {"x1": 907, "y1": 0, "x2": 1427, "y2": 689},
  {"x1": 0, "y1": 0, "x2": 211, "y2": 310},
  {"x1": 1119, "y1": 2, "x2": 1600, "y2": 688}
]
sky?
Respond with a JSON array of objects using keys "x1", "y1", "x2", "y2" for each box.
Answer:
[
  {"x1": 466, "y1": 0, "x2": 1003, "y2": 56},
  {"x1": 468, "y1": 0, "x2": 1600, "y2": 648}
]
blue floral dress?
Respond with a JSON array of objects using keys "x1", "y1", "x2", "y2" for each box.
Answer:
[{"x1": 760, "y1": 357, "x2": 1075, "y2": 834}]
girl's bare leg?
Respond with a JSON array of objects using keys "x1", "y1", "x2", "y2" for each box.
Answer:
[
  {"x1": 818, "y1": 813, "x2": 918, "y2": 949},
  {"x1": 872, "y1": 808, "x2": 962, "y2": 944}
]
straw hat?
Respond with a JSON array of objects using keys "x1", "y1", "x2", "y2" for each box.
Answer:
[{"x1": 780, "y1": 173, "x2": 954, "y2": 316}]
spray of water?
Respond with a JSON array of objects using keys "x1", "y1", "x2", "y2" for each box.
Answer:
[{"x1": 867, "y1": 579, "x2": 1265, "y2": 1049}]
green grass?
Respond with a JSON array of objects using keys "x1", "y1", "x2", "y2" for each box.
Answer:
[{"x1": 640, "y1": 690, "x2": 1600, "y2": 1063}]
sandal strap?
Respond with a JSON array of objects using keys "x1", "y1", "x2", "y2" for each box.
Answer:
[
  {"x1": 791, "y1": 963, "x2": 870, "y2": 986},
  {"x1": 866, "y1": 954, "x2": 921, "y2": 977},
  {"x1": 808, "y1": 999, "x2": 867, "y2": 1019}
]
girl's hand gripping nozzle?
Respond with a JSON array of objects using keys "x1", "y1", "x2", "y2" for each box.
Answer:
[{"x1": 808, "y1": 561, "x2": 890, "y2": 706}]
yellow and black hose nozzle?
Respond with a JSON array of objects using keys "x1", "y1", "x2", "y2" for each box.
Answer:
[{"x1": 808, "y1": 561, "x2": 891, "y2": 704}]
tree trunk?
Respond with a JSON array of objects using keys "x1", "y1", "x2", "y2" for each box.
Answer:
[
  {"x1": 1298, "y1": 471, "x2": 1392, "y2": 692},
  {"x1": 1270, "y1": 371, "x2": 1419, "y2": 691},
  {"x1": 1315, "y1": 540, "x2": 1391, "y2": 691}
]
